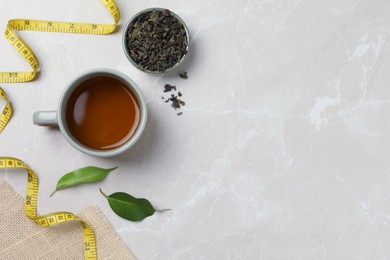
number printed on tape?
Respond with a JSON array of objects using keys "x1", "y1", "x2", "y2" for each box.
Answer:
[{"x1": 0, "y1": 88, "x2": 12, "y2": 134}]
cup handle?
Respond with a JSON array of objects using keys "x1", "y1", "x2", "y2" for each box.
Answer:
[{"x1": 33, "y1": 111, "x2": 58, "y2": 127}]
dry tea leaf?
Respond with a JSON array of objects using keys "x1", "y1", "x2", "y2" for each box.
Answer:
[{"x1": 179, "y1": 72, "x2": 188, "y2": 79}]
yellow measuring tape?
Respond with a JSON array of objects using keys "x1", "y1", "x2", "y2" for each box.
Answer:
[
  {"x1": 0, "y1": 88, "x2": 12, "y2": 134},
  {"x1": 0, "y1": 157, "x2": 97, "y2": 259},
  {"x1": 0, "y1": 0, "x2": 120, "y2": 83}
]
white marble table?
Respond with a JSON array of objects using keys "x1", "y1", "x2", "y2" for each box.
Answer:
[{"x1": 1, "y1": 0, "x2": 390, "y2": 259}]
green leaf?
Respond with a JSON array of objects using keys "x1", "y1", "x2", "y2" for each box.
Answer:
[
  {"x1": 100, "y1": 189, "x2": 170, "y2": 221},
  {"x1": 50, "y1": 166, "x2": 117, "y2": 197}
]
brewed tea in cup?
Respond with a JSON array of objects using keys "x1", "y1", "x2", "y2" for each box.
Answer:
[{"x1": 33, "y1": 69, "x2": 147, "y2": 157}]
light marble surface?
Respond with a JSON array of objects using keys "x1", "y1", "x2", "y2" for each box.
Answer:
[{"x1": 1, "y1": 0, "x2": 390, "y2": 259}]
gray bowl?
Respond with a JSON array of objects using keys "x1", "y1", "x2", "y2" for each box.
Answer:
[{"x1": 122, "y1": 8, "x2": 190, "y2": 74}]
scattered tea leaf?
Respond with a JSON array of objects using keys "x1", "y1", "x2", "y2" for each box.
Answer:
[
  {"x1": 179, "y1": 72, "x2": 188, "y2": 79},
  {"x1": 50, "y1": 166, "x2": 117, "y2": 197},
  {"x1": 163, "y1": 84, "x2": 176, "y2": 92},
  {"x1": 162, "y1": 83, "x2": 186, "y2": 115},
  {"x1": 166, "y1": 94, "x2": 185, "y2": 110},
  {"x1": 100, "y1": 189, "x2": 170, "y2": 221}
]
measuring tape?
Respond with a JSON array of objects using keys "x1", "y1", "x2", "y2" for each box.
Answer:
[
  {"x1": 0, "y1": 0, "x2": 120, "y2": 83},
  {"x1": 0, "y1": 157, "x2": 97, "y2": 259},
  {"x1": 0, "y1": 88, "x2": 12, "y2": 134}
]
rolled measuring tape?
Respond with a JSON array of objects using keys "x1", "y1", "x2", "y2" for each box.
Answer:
[
  {"x1": 0, "y1": 88, "x2": 12, "y2": 134},
  {"x1": 0, "y1": 0, "x2": 120, "y2": 83},
  {"x1": 0, "y1": 157, "x2": 97, "y2": 259}
]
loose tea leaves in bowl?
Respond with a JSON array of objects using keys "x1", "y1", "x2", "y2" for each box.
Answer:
[{"x1": 124, "y1": 8, "x2": 189, "y2": 73}]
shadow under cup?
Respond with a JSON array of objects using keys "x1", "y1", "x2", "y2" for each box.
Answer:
[{"x1": 35, "y1": 69, "x2": 148, "y2": 157}]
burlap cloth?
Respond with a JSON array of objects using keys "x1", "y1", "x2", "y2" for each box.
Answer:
[{"x1": 0, "y1": 179, "x2": 135, "y2": 260}]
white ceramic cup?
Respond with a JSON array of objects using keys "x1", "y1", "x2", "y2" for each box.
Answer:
[{"x1": 33, "y1": 68, "x2": 147, "y2": 157}]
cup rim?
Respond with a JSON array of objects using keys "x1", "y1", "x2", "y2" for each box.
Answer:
[
  {"x1": 122, "y1": 7, "x2": 190, "y2": 74},
  {"x1": 57, "y1": 68, "x2": 148, "y2": 157}
]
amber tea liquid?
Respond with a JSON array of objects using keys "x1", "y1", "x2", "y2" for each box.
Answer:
[{"x1": 65, "y1": 76, "x2": 140, "y2": 150}]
